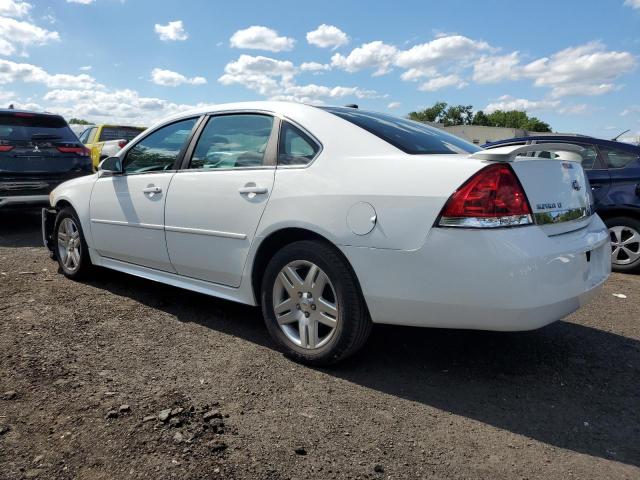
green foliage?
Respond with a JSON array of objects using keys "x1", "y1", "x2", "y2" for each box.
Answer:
[
  {"x1": 408, "y1": 102, "x2": 552, "y2": 132},
  {"x1": 408, "y1": 102, "x2": 448, "y2": 123},
  {"x1": 68, "y1": 118, "x2": 92, "y2": 125}
]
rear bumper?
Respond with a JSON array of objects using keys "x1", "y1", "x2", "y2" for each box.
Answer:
[
  {"x1": 0, "y1": 194, "x2": 50, "y2": 208},
  {"x1": 343, "y1": 215, "x2": 611, "y2": 331}
]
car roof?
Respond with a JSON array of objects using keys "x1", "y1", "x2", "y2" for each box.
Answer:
[
  {"x1": 0, "y1": 108, "x2": 64, "y2": 119},
  {"x1": 484, "y1": 135, "x2": 640, "y2": 153}
]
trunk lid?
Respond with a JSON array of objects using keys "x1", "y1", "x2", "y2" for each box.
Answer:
[{"x1": 473, "y1": 143, "x2": 594, "y2": 235}]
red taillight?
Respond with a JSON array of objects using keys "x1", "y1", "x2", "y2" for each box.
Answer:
[
  {"x1": 0, "y1": 145, "x2": 14, "y2": 152},
  {"x1": 438, "y1": 163, "x2": 532, "y2": 228},
  {"x1": 57, "y1": 146, "x2": 90, "y2": 156},
  {"x1": 118, "y1": 140, "x2": 128, "y2": 149}
]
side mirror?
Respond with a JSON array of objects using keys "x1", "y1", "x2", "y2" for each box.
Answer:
[{"x1": 98, "y1": 156, "x2": 123, "y2": 175}]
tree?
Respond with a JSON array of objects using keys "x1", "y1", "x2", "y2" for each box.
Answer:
[
  {"x1": 409, "y1": 102, "x2": 552, "y2": 132},
  {"x1": 408, "y1": 102, "x2": 448, "y2": 123},
  {"x1": 68, "y1": 118, "x2": 92, "y2": 125},
  {"x1": 471, "y1": 110, "x2": 490, "y2": 126}
]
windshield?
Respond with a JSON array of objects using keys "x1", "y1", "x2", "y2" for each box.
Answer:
[
  {"x1": 99, "y1": 126, "x2": 146, "y2": 142},
  {"x1": 0, "y1": 113, "x2": 77, "y2": 144},
  {"x1": 319, "y1": 107, "x2": 481, "y2": 155}
]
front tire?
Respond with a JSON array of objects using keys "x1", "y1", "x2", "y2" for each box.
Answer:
[
  {"x1": 605, "y1": 216, "x2": 640, "y2": 273},
  {"x1": 261, "y1": 240, "x2": 371, "y2": 366},
  {"x1": 53, "y1": 207, "x2": 93, "y2": 279}
]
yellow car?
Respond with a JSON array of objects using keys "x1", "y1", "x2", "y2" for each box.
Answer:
[{"x1": 78, "y1": 124, "x2": 146, "y2": 169}]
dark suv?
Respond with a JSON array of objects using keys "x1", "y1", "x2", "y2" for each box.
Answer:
[
  {"x1": 484, "y1": 135, "x2": 640, "y2": 273},
  {"x1": 0, "y1": 109, "x2": 93, "y2": 209}
]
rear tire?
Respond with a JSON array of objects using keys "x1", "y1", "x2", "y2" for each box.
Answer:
[
  {"x1": 53, "y1": 207, "x2": 93, "y2": 279},
  {"x1": 261, "y1": 240, "x2": 371, "y2": 366},
  {"x1": 604, "y1": 216, "x2": 640, "y2": 273}
]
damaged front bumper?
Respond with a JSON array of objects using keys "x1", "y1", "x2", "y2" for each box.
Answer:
[{"x1": 41, "y1": 207, "x2": 57, "y2": 256}]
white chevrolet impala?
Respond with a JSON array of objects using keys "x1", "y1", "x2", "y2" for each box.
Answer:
[{"x1": 43, "y1": 102, "x2": 611, "y2": 365}]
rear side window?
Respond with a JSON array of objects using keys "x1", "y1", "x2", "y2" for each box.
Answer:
[
  {"x1": 0, "y1": 113, "x2": 77, "y2": 144},
  {"x1": 189, "y1": 114, "x2": 273, "y2": 169},
  {"x1": 99, "y1": 127, "x2": 145, "y2": 142},
  {"x1": 319, "y1": 107, "x2": 481, "y2": 155},
  {"x1": 278, "y1": 122, "x2": 319, "y2": 166},
  {"x1": 600, "y1": 146, "x2": 640, "y2": 169}
]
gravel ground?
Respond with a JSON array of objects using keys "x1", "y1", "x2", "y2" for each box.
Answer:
[{"x1": 0, "y1": 210, "x2": 639, "y2": 480}]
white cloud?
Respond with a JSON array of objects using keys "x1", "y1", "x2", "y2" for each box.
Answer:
[
  {"x1": 0, "y1": 0, "x2": 32, "y2": 18},
  {"x1": 306, "y1": 24, "x2": 348, "y2": 49},
  {"x1": 522, "y1": 42, "x2": 636, "y2": 97},
  {"x1": 418, "y1": 74, "x2": 467, "y2": 91},
  {"x1": 387, "y1": 101, "x2": 401, "y2": 109},
  {"x1": 395, "y1": 35, "x2": 492, "y2": 70},
  {"x1": 218, "y1": 54, "x2": 295, "y2": 96},
  {"x1": 0, "y1": 58, "x2": 103, "y2": 89},
  {"x1": 43, "y1": 87, "x2": 211, "y2": 125},
  {"x1": 624, "y1": 0, "x2": 640, "y2": 9},
  {"x1": 230, "y1": 26, "x2": 294, "y2": 52},
  {"x1": 621, "y1": 105, "x2": 640, "y2": 116},
  {"x1": 66, "y1": 0, "x2": 96, "y2": 3},
  {"x1": 484, "y1": 95, "x2": 559, "y2": 113},
  {"x1": 218, "y1": 54, "x2": 380, "y2": 104},
  {"x1": 79, "y1": 65, "x2": 92, "y2": 71},
  {"x1": 151, "y1": 68, "x2": 206, "y2": 87},
  {"x1": 557, "y1": 104, "x2": 589, "y2": 115},
  {"x1": 300, "y1": 61, "x2": 331, "y2": 72},
  {"x1": 154, "y1": 20, "x2": 188, "y2": 42},
  {"x1": 472, "y1": 52, "x2": 520, "y2": 83},
  {"x1": 0, "y1": 16, "x2": 60, "y2": 56},
  {"x1": 331, "y1": 41, "x2": 398, "y2": 76}
]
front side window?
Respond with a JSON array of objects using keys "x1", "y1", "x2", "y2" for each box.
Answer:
[
  {"x1": 123, "y1": 118, "x2": 197, "y2": 174},
  {"x1": 278, "y1": 122, "x2": 319, "y2": 166},
  {"x1": 527, "y1": 143, "x2": 599, "y2": 170},
  {"x1": 600, "y1": 146, "x2": 640, "y2": 169},
  {"x1": 319, "y1": 106, "x2": 481, "y2": 155},
  {"x1": 78, "y1": 128, "x2": 92, "y2": 144},
  {"x1": 189, "y1": 114, "x2": 273, "y2": 169}
]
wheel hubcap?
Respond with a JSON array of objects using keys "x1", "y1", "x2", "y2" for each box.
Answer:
[
  {"x1": 57, "y1": 218, "x2": 81, "y2": 273},
  {"x1": 609, "y1": 225, "x2": 640, "y2": 266},
  {"x1": 272, "y1": 260, "x2": 338, "y2": 350}
]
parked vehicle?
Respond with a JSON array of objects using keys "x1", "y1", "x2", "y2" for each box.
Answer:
[
  {"x1": 78, "y1": 124, "x2": 146, "y2": 168},
  {"x1": 42, "y1": 102, "x2": 610, "y2": 364},
  {"x1": 484, "y1": 135, "x2": 640, "y2": 273},
  {"x1": 0, "y1": 109, "x2": 93, "y2": 209}
]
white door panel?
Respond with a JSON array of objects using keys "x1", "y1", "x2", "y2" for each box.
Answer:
[
  {"x1": 165, "y1": 169, "x2": 275, "y2": 287},
  {"x1": 90, "y1": 173, "x2": 175, "y2": 271}
]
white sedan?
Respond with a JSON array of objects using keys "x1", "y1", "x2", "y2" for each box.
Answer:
[{"x1": 42, "y1": 102, "x2": 611, "y2": 365}]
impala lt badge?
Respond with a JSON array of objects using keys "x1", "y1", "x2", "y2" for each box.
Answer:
[{"x1": 572, "y1": 180, "x2": 581, "y2": 191}]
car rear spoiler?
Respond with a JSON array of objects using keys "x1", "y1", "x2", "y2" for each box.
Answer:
[{"x1": 470, "y1": 143, "x2": 584, "y2": 162}]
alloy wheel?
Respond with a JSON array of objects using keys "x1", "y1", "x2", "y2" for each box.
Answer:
[
  {"x1": 609, "y1": 225, "x2": 640, "y2": 266},
  {"x1": 272, "y1": 260, "x2": 339, "y2": 350},
  {"x1": 57, "y1": 217, "x2": 82, "y2": 273}
]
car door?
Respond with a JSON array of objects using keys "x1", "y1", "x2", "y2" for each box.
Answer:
[
  {"x1": 90, "y1": 117, "x2": 199, "y2": 272},
  {"x1": 599, "y1": 145, "x2": 640, "y2": 210},
  {"x1": 164, "y1": 113, "x2": 278, "y2": 287}
]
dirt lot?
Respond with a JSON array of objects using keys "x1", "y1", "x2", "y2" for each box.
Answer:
[{"x1": 0, "y1": 210, "x2": 638, "y2": 480}]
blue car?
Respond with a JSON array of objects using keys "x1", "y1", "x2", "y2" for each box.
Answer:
[{"x1": 483, "y1": 135, "x2": 640, "y2": 273}]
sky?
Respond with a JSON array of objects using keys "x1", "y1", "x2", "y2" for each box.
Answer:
[{"x1": 1, "y1": 0, "x2": 640, "y2": 143}]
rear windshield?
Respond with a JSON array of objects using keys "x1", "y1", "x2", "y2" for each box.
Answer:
[
  {"x1": 319, "y1": 107, "x2": 481, "y2": 155},
  {"x1": 99, "y1": 127, "x2": 145, "y2": 142},
  {"x1": 0, "y1": 113, "x2": 77, "y2": 143}
]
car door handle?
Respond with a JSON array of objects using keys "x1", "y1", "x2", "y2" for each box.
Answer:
[
  {"x1": 143, "y1": 186, "x2": 162, "y2": 194},
  {"x1": 238, "y1": 186, "x2": 268, "y2": 195}
]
